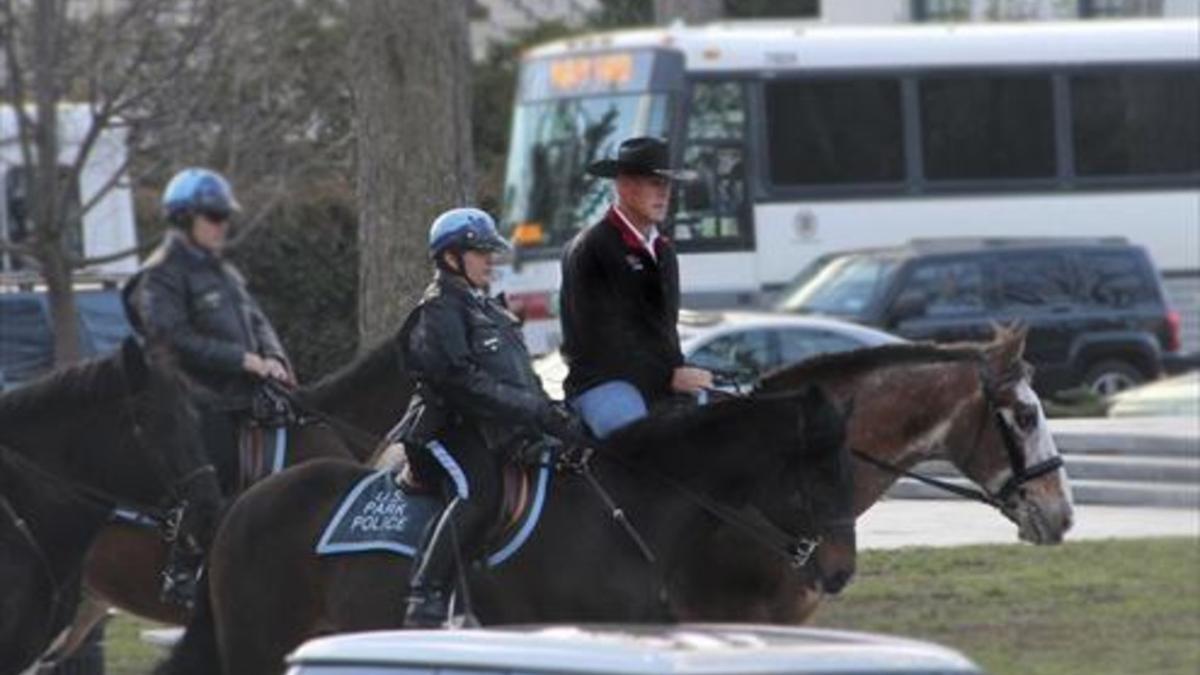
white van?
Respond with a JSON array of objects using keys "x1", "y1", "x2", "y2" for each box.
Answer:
[{"x1": 0, "y1": 104, "x2": 138, "y2": 275}]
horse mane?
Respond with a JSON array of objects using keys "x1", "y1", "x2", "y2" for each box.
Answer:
[
  {"x1": 763, "y1": 342, "x2": 980, "y2": 387},
  {"x1": 299, "y1": 334, "x2": 401, "y2": 408},
  {"x1": 761, "y1": 325, "x2": 1028, "y2": 391},
  {"x1": 0, "y1": 350, "x2": 129, "y2": 425}
]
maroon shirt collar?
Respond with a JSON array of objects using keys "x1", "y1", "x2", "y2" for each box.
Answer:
[{"x1": 607, "y1": 207, "x2": 670, "y2": 258}]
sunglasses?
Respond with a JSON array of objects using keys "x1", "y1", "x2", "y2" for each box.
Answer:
[{"x1": 199, "y1": 210, "x2": 233, "y2": 224}]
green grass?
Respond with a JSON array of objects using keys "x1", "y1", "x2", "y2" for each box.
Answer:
[
  {"x1": 99, "y1": 537, "x2": 1199, "y2": 674},
  {"x1": 102, "y1": 614, "x2": 167, "y2": 675},
  {"x1": 814, "y1": 537, "x2": 1200, "y2": 675}
]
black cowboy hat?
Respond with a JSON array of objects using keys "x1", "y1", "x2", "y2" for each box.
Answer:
[{"x1": 586, "y1": 136, "x2": 697, "y2": 181}]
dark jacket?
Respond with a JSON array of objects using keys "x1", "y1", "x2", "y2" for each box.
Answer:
[
  {"x1": 397, "y1": 273, "x2": 552, "y2": 451},
  {"x1": 122, "y1": 232, "x2": 289, "y2": 408},
  {"x1": 559, "y1": 208, "x2": 684, "y2": 402}
]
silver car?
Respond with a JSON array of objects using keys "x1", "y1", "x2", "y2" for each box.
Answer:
[
  {"x1": 285, "y1": 624, "x2": 983, "y2": 675},
  {"x1": 535, "y1": 310, "x2": 903, "y2": 399}
]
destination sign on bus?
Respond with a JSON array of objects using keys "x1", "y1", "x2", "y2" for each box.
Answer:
[{"x1": 519, "y1": 51, "x2": 658, "y2": 101}]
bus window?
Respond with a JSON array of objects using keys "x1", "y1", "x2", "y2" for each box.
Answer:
[
  {"x1": 1070, "y1": 68, "x2": 1200, "y2": 177},
  {"x1": 765, "y1": 78, "x2": 904, "y2": 186},
  {"x1": 919, "y1": 74, "x2": 1056, "y2": 181},
  {"x1": 672, "y1": 80, "x2": 751, "y2": 249}
]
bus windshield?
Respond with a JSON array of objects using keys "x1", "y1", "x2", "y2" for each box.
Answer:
[
  {"x1": 776, "y1": 254, "x2": 900, "y2": 318},
  {"x1": 500, "y1": 49, "x2": 682, "y2": 251},
  {"x1": 501, "y1": 92, "x2": 670, "y2": 250}
]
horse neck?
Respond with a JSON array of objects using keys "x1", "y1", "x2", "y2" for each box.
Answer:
[
  {"x1": 0, "y1": 453, "x2": 112, "y2": 580},
  {"x1": 299, "y1": 348, "x2": 413, "y2": 440},
  {"x1": 615, "y1": 399, "x2": 794, "y2": 497},
  {"x1": 834, "y1": 360, "x2": 983, "y2": 515}
]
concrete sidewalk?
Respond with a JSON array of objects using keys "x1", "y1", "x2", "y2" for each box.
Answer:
[{"x1": 859, "y1": 498, "x2": 1200, "y2": 550}]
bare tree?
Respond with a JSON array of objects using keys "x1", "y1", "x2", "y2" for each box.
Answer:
[
  {"x1": 1, "y1": 0, "x2": 353, "y2": 364},
  {"x1": 349, "y1": 0, "x2": 475, "y2": 347}
]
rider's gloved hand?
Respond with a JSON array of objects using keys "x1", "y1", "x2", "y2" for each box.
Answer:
[{"x1": 537, "y1": 402, "x2": 592, "y2": 448}]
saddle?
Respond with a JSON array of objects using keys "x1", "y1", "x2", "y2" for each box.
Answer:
[
  {"x1": 317, "y1": 443, "x2": 556, "y2": 566},
  {"x1": 236, "y1": 384, "x2": 303, "y2": 490},
  {"x1": 392, "y1": 444, "x2": 542, "y2": 543},
  {"x1": 236, "y1": 424, "x2": 289, "y2": 491}
]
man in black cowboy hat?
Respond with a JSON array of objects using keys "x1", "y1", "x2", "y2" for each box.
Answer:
[{"x1": 559, "y1": 137, "x2": 713, "y2": 438}]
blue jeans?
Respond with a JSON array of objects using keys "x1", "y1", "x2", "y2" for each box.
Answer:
[{"x1": 569, "y1": 380, "x2": 648, "y2": 439}]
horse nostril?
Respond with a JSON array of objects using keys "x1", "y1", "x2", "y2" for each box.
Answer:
[{"x1": 825, "y1": 570, "x2": 852, "y2": 595}]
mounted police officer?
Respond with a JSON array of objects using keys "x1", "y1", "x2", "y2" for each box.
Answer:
[
  {"x1": 560, "y1": 137, "x2": 713, "y2": 438},
  {"x1": 395, "y1": 207, "x2": 589, "y2": 628},
  {"x1": 122, "y1": 168, "x2": 292, "y2": 605}
]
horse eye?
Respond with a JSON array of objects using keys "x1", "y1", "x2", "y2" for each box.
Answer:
[{"x1": 1014, "y1": 405, "x2": 1039, "y2": 432}]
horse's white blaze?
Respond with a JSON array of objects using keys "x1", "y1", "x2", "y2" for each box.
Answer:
[{"x1": 989, "y1": 381, "x2": 1075, "y2": 507}]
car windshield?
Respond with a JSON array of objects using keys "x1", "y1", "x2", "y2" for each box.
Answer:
[
  {"x1": 500, "y1": 92, "x2": 671, "y2": 250},
  {"x1": 775, "y1": 254, "x2": 899, "y2": 318}
]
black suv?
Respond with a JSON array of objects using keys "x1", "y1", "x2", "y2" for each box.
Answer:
[{"x1": 775, "y1": 238, "x2": 1184, "y2": 396}]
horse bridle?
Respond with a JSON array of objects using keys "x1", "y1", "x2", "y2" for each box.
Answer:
[{"x1": 852, "y1": 357, "x2": 1064, "y2": 510}]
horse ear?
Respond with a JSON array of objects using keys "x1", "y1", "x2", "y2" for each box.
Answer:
[
  {"x1": 985, "y1": 322, "x2": 1028, "y2": 380},
  {"x1": 120, "y1": 337, "x2": 150, "y2": 388}
]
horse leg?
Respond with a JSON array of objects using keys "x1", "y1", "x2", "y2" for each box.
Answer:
[
  {"x1": 38, "y1": 590, "x2": 109, "y2": 666},
  {"x1": 207, "y1": 461, "x2": 369, "y2": 675},
  {"x1": 83, "y1": 523, "x2": 188, "y2": 624}
]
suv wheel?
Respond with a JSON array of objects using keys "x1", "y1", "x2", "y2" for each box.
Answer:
[{"x1": 1083, "y1": 360, "x2": 1145, "y2": 397}]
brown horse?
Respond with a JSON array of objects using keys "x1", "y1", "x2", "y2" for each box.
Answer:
[
  {"x1": 55, "y1": 336, "x2": 415, "y2": 657},
  {"x1": 684, "y1": 325, "x2": 1075, "y2": 624},
  {"x1": 158, "y1": 385, "x2": 857, "y2": 675}
]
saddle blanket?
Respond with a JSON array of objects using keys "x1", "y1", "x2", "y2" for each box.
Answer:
[{"x1": 315, "y1": 458, "x2": 552, "y2": 567}]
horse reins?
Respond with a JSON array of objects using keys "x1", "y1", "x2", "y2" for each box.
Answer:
[
  {"x1": 0, "y1": 490, "x2": 65, "y2": 620},
  {"x1": 261, "y1": 378, "x2": 384, "y2": 454}
]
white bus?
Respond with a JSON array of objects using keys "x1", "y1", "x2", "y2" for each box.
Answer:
[
  {"x1": 494, "y1": 19, "x2": 1200, "y2": 354},
  {"x1": 0, "y1": 104, "x2": 139, "y2": 276}
]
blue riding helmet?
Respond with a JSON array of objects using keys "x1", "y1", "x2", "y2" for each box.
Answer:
[
  {"x1": 428, "y1": 208, "x2": 511, "y2": 259},
  {"x1": 161, "y1": 168, "x2": 241, "y2": 224}
]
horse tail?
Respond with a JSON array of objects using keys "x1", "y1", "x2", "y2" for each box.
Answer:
[{"x1": 154, "y1": 570, "x2": 221, "y2": 675}]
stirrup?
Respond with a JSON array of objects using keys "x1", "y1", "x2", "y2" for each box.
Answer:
[
  {"x1": 404, "y1": 588, "x2": 450, "y2": 628},
  {"x1": 160, "y1": 568, "x2": 198, "y2": 609}
]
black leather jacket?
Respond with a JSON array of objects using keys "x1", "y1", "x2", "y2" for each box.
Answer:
[
  {"x1": 560, "y1": 209, "x2": 684, "y2": 402},
  {"x1": 396, "y1": 273, "x2": 551, "y2": 451},
  {"x1": 122, "y1": 232, "x2": 289, "y2": 409}
]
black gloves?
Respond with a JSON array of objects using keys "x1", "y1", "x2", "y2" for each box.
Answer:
[{"x1": 538, "y1": 402, "x2": 592, "y2": 448}]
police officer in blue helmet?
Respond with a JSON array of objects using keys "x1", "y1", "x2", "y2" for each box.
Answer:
[
  {"x1": 394, "y1": 207, "x2": 589, "y2": 627},
  {"x1": 123, "y1": 168, "x2": 292, "y2": 606}
]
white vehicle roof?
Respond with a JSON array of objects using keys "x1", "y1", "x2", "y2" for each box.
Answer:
[
  {"x1": 525, "y1": 18, "x2": 1199, "y2": 71},
  {"x1": 676, "y1": 309, "x2": 903, "y2": 348},
  {"x1": 1107, "y1": 371, "x2": 1200, "y2": 419},
  {"x1": 287, "y1": 624, "x2": 981, "y2": 674}
]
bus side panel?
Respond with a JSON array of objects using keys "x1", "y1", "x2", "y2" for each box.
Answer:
[{"x1": 752, "y1": 189, "x2": 1200, "y2": 288}]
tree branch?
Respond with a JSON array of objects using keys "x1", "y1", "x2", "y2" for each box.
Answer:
[{"x1": 71, "y1": 234, "x2": 161, "y2": 268}]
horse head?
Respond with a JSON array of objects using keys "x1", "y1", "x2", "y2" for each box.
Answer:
[
  {"x1": 752, "y1": 385, "x2": 857, "y2": 596},
  {"x1": 950, "y1": 326, "x2": 1075, "y2": 544},
  {"x1": 126, "y1": 339, "x2": 223, "y2": 550}
]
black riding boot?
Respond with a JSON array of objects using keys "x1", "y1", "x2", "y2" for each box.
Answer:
[
  {"x1": 404, "y1": 498, "x2": 466, "y2": 628},
  {"x1": 160, "y1": 540, "x2": 203, "y2": 609}
]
